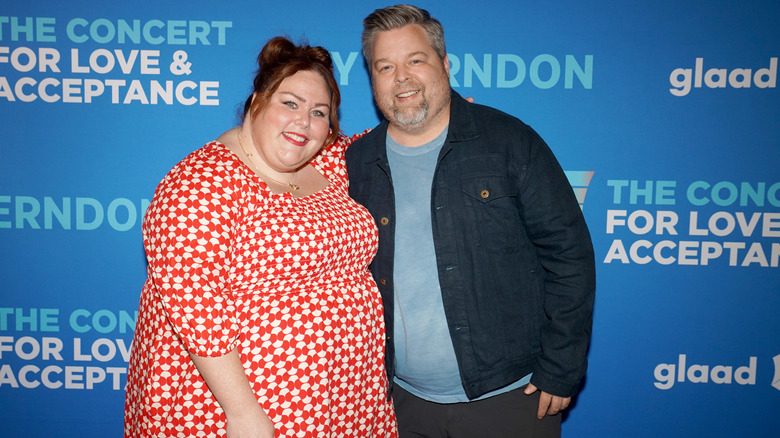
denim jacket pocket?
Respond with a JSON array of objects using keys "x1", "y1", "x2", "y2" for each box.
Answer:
[{"x1": 460, "y1": 175, "x2": 522, "y2": 254}]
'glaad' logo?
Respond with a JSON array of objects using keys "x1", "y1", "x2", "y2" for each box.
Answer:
[
  {"x1": 669, "y1": 57, "x2": 777, "y2": 96},
  {"x1": 653, "y1": 354, "x2": 756, "y2": 390},
  {"x1": 773, "y1": 354, "x2": 780, "y2": 391}
]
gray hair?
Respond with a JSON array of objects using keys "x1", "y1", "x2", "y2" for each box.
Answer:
[{"x1": 362, "y1": 4, "x2": 447, "y2": 69}]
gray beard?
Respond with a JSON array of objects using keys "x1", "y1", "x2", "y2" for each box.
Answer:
[{"x1": 393, "y1": 102, "x2": 428, "y2": 127}]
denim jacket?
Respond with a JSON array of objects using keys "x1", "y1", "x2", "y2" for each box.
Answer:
[{"x1": 346, "y1": 90, "x2": 596, "y2": 398}]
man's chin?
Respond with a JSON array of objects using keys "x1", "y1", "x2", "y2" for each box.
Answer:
[{"x1": 392, "y1": 109, "x2": 427, "y2": 128}]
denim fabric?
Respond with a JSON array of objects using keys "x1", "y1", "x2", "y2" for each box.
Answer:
[{"x1": 346, "y1": 90, "x2": 596, "y2": 399}]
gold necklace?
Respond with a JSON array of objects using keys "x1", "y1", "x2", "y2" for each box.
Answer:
[{"x1": 236, "y1": 130, "x2": 300, "y2": 191}]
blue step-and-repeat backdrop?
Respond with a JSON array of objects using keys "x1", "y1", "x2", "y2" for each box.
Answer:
[{"x1": 1, "y1": 0, "x2": 778, "y2": 436}]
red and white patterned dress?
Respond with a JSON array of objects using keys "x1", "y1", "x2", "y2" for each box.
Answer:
[{"x1": 124, "y1": 135, "x2": 397, "y2": 437}]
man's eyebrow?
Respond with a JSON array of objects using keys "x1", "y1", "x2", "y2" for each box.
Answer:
[{"x1": 374, "y1": 51, "x2": 428, "y2": 66}]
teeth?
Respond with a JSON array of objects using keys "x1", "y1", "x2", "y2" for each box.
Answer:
[
  {"x1": 285, "y1": 132, "x2": 306, "y2": 142},
  {"x1": 397, "y1": 90, "x2": 418, "y2": 98}
]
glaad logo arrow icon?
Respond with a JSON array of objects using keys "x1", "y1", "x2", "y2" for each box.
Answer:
[
  {"x1": 564, "y1": 171, "x2": 595, "y2": 210},
  {"x1": 773, "y1": 354, "x2": 780, "y2": 391}
]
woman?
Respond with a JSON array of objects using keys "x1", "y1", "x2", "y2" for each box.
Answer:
[{"x1": 124, "y1": 36, "x2": 397, "y2": 437}]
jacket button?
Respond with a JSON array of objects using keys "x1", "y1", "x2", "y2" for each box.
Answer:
[
  {"x1": 379, "y1": 278, "x2": 387, "y2": 285},
  {"x1": 480, "y1": 190, "x2": 489, "y2": 199},
  {"x1": 380, "y1": 217, "x2": 389, "y2": 225}
]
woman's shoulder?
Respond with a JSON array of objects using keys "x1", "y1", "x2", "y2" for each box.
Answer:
[
  {"x1": 310, "y1": 133, "x2": 355, "y2": 181},
  {"x1": 170, "y1": 141, "x2": 239, "y2": 175},
  {"x1": 323, "y1": 133, "x2": 353, "y2": 154},
  {"x1": 155, "y1": 141, "x2": 243, "y2": 195},
  {"x1": 317, "y1": 131, "x2": 371, "y2": 158}
]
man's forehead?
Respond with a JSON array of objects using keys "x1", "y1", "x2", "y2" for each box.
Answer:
[{"x1": 374, "y1": 26, "x2": 435, "y2": 56}]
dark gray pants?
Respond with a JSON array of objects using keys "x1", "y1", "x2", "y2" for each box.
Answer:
[{"x1": 393, "y1": 384, "x2": 562, "y2": 438}]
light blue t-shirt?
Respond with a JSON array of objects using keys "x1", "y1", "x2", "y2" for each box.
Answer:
[{"x1": 387, "y1": 128, "x2": 530, "y2": 403}]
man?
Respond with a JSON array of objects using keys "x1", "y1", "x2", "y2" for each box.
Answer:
[{"x1": 346, "y1": 4, "x2": 596, "y2": 437}]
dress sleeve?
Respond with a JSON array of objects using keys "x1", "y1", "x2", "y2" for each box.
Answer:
[{"x1": 142, "y1": 145, "x2": 241, "y2": 357}]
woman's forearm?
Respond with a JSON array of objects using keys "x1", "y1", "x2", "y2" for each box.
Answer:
[{"x1": 189, "y1": 349, "x2": 275, "y2": 437}]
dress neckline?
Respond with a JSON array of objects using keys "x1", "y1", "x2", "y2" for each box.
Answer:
[{"x1": 212, "y1": 140, "x2": 333, "y2": 201}]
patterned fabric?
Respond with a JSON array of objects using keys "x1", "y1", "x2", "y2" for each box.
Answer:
[{"x1": 125, "y1": 135, "x2": 397, "y2": 437}]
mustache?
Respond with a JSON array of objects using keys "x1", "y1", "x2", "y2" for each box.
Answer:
[{"x1": 393, "y1": 82, "x2": 423, "y2": 95}]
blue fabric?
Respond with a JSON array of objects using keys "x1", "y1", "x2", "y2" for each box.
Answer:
[{"x1": 385, "y1": 129, "x2": 466, "y2": 402}]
